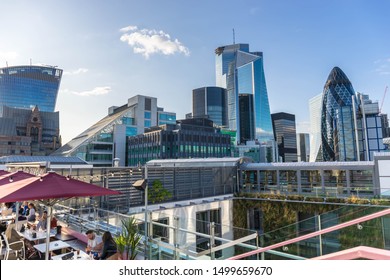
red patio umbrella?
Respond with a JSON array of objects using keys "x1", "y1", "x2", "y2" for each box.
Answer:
[
  {"x1": 0, "y1": 170, "x2": 10, "y2": 176},
  {"x1": 0, "y1": 170, "x2": 35, "y2": 185},
  {"x1": 0, "y1": 171, "x2": 121, "y2": 259}
]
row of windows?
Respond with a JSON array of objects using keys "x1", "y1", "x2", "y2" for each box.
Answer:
[{"x1": 128, "y1": 144, "x2": 230, "y2": 155}]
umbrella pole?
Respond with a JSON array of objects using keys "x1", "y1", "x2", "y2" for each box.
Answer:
[
  {"x1": 15, "y1": 201, "x2": 19, "y2": 224},
  {"x1": 45, "y1": 205, "x2": 52, "y2": 260}
]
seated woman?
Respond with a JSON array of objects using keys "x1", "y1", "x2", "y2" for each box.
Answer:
[
  {"x1": 26, "y1": 203, "x2": 36, "y2": 222},
  {"x1": 35, "y1": 211, "x2": 47, "y2": 231},
  {"x1": 98, "y1": 231, "x2": 117, "y2": 260}
]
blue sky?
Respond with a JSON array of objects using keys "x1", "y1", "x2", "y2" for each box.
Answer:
[{"x1": 1, "y1": 0, "x2": 390, "y2": 144}]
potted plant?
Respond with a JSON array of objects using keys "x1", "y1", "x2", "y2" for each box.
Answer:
[
  {"x1": 115, "y1": 216, "x2": 142, "y2": 260},
  {"x1": 114, "y1": 235, "x2": 127, "y2": 260}
]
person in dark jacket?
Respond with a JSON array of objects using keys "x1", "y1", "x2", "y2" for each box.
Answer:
[{"x1": 98, "y1": 231, "x2": 117, "y2": 260}]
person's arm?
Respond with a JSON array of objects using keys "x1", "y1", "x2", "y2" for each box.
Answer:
[
  {"x1": 94, "y1": 241, "x2": 103, "y2": 252},
  {"x1": 36, "y1": 220, "x2": 42, "y2": 231}
]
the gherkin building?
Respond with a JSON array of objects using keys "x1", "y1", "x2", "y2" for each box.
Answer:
[{"x1": 321, "y1": 67, "x2": 357, "y2": 161}]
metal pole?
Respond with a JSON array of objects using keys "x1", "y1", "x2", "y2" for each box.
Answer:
[
  {"x1": 174, "y1": 216, "x2": 179, "y2": 260},
  {"x1": 45, "y1": 205, "x2": 52, "y2": 260},
  {"x1": 210, "y1": 222, "x2": 215, "y2": 260},
  {"x1": 318, "y1": 215, "x2": 323, "y2": 256},
  {"x1": 144, "y1": 165, "x2": 148, "y2": 259}
]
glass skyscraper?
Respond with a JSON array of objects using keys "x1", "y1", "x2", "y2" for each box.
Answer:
[
  {"x1": 321, "y1": 67, "x2": 357, "y2": 161},
  {"x1": 318, "y1": 67, "x2": 385, "y2": 162},
  {"x1": 192, "y1": 86, "x2": 227, "y2": 127},
  {"x1": 271, "y1": 112, "x2": 297, "y2": 162},
  {"x1": 0, "y1": 65, "x2": 62, "y2": 113},
  {"x1": 215, "y1": 44, "x2": 273, "y2": 144}
]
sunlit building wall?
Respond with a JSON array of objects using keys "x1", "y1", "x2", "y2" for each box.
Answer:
[{"x1": 309, "y1": 94, "x2": 322, "y2": 162}]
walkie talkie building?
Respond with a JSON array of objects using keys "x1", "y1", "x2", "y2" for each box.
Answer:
[{"x1": 0, "y1": 65, "x2": 63, "y2": 113}]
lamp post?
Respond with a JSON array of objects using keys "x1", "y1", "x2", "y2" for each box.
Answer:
[{"x1": 132, "y1": 166, "x2": 149, "y2": 260}]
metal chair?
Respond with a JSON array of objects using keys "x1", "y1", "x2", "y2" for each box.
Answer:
[{"x1": 1, "y1": 230, "x2": 25, "y2": 260}]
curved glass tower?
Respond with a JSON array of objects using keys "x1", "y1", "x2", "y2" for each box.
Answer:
[
  {"x1": 215, "y1": 44, "x2": 273, "y2": 144},
  {"x1": 321, "y1": 67, "x2": 357, "y2": 161},
  {"x1": 0, "y1": 65, "x2": 62, "y2": 112}
]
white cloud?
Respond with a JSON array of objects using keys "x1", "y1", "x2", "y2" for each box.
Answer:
[
  {"x1": 61, "y1": 86, "x2": 111, "y2": 97},
  {"x1": 0, "y1": 51, "x2": 19, "y2": 61},
  {"x1": 374, "y1": 58, "x2": 390, "y2": 75},
  {"x1": 119, "y1": 25, "x2": 190, "y2": 59},
  {"x1": 119, "y1": 25, "x2": 138, "y2": 33},
  {"x1": 64, "y1": 68, "x2": 89, "y2": 75}
]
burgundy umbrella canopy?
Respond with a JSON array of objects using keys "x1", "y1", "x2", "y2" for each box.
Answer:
[
  {"x1": 0, "y1": 170, "x2": 10, "y2": 176},
  {"x1": 0, "y1": 170, "x2": 35, "y2": 186},
  {"x1": 0, "y1": 171, "x2": 120, "y2": 202},
  {"x1": 0, "y1": 171, "x2": 121, "y2": 259}
]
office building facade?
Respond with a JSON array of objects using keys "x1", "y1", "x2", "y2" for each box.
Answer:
[
  {"x1": 0, "y1": 105, "x2": 60, "y2": 156},
  {"x1": 309, "y1": 94, "x2": 323, "y2": 162},
  {"x1": 0, "y1": 65, "x2": 62, "y2": 113},
  {"x1": 271, "y1": 112, "x2": 297, "y2": 162},
  {"x1": 316, "y1": 67, "x2": 385, "y2": 162},
  {"x1": 380, "y1": 114, "x2": 390, "y2": 138},
  {"x1": 192, "y1": 86, "x2": 227, "y2": 127},
  {"x1": 215, "y1": 44, "x2": 273, "y2": 145},
  {"x1": 127, "y1": 118, "x2": 231, "y2": 166},
  {"x1": 52, "y1": 95, "x2": 176, "y2": 167},
  {"x1": 297, "y1": 133, "x2": 310, "y2": 162}
]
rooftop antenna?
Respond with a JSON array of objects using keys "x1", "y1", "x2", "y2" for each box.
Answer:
[
  {"x1": 233, "y1": 28, "x2": 235, "y2": 44},
  {"x1": 6, "y1": 61, "x2": 8, "y2": 67},
  {"x1": 30, "y1": 58, "x2": 32, "y2": 66}
]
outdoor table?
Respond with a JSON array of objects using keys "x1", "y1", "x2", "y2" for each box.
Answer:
[
  {"x1": 33, "y1": 240, "x2": 71, "y2": 254},
  {"x1": 0, "y1": 215, "x2": 14, "y2": 222},
  {"x1": 51, "y1": 250, "x2": 91, "y2": 260},
  {"x1": 55, "y1": 232, "x2": 77, "y2": 242},
  {"x1": 19, "y1": 229, "x2": 56, "y2": 242}
]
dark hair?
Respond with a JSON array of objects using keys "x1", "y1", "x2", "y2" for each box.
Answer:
[
  {"x1": 18, "y1": 207, "x2": 24, "y2": 215},
  {"x1": 102, "y1": 231, "x2": 114, "y2": 243},
  {"x1": 86, "y1": 230, "x2": 95, "y2": 235}
]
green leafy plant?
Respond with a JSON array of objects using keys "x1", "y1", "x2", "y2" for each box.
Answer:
[
  {"x1": 114, "y1": 235, "x2": 126, "y2": 259},
  {"x1": 115, "y1": 217, "x2": 142, "y2": 260},
  {"x1": 148, "y1": 179, "x2": 172, "y2": 204}
]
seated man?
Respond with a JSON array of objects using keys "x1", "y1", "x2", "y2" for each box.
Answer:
[
  {"x1": 85, "y1": 230, "x2": 103, "y2": 255},
  {"x1": 35, "y1": 211, "x2": 47, "y2": 231}
]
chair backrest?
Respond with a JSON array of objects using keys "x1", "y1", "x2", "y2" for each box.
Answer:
[
  {"x1": 2, "y1": 229, "x2": 24, "y2": 251},
  {"x1": 1, "y1": 232, "x2": 10, "y2": 249}
]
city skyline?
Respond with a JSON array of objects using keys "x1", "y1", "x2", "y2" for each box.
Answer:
[{"x1": 1, "y1": 0, "x2": 390, "y2": 144}]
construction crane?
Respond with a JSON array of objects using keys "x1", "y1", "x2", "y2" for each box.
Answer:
[{"x1": 380, "y1": 86, "x2": 388, "y2": 113}]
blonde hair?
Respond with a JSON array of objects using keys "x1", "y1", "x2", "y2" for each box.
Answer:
[{"x1": 5, "y1": 223, "x2": 16, "y2": 240}]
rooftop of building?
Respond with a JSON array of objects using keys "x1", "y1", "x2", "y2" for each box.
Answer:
[
  {"x1": 147, "y1": 157, "x2": 245, "y2": 168},
  {"x1": 0, "y1": 155, "x2": 88, "y2": 165}
]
